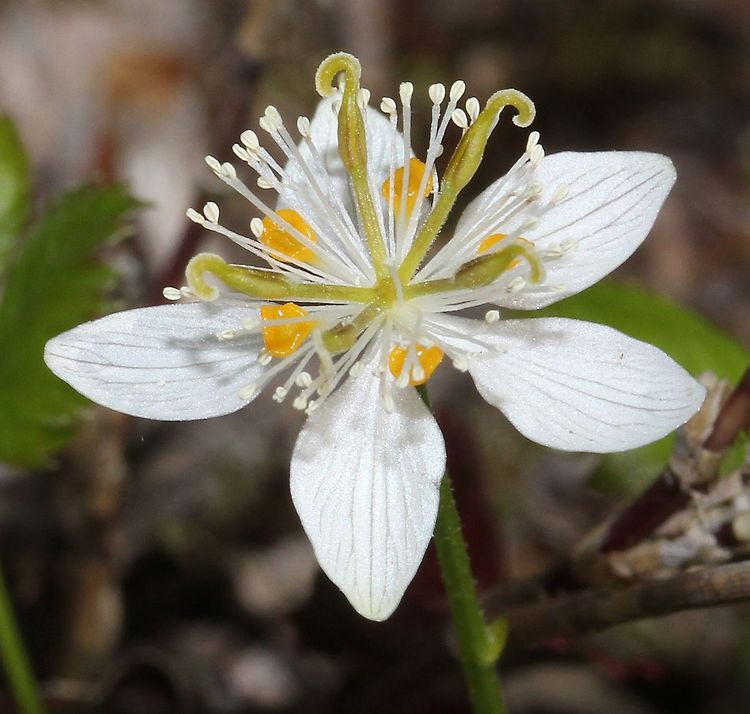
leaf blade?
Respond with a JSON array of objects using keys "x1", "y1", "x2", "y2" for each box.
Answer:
[{"x1": 0, "y1": 185, "x2": 140, "y2": 467}]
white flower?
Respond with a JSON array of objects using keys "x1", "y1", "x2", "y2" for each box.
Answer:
[{"x1": 44, "y1": 53, "x2": 705, "y2": 621}]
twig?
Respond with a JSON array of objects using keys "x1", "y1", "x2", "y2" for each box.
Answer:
[
  {"x1": 503, "y1": 559, "x2": 750, "y2": 650},
  {"x1": 597, "y1": 367, "x2": 749, "y2": 554}
]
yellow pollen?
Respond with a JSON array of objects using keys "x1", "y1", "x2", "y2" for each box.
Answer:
[
  {"x1": 261, "y1": 209, "x2": 318, "y2": 264},
  {"x1": 261, "y1": 303, "x2": 315, "y2": 357},
  {"x1": 478, "y1": 233, "x2": 535, "y2": 271},
  {"x1": 388, "y1": 343, "x2": 444, "y2": 386},
  {"x1": 382, "y1": 158, "x2": 434, "y2": 217}
]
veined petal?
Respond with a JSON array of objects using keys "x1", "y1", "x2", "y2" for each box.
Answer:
[
  {"x1": 282, "y1": 96, "x2": 404, "y2": 215},
  {"x1": 455, "y1": 151, "x2": 676, "y2": 309},
  {"x1": 290, "y1": 355, "x2": 445, "y2": 621},
  {"x1": 44, "y1": 302, "x2": 264, "y2": 420},
  {"x1": 431, "y1": 315, "x2": 705, "y2": 452}
]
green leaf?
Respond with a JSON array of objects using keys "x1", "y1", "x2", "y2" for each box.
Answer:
[
  {"x1": 0, "y1": 116, "x2": 30, "y2": 272},
  {"x1": 0, "y1": 185, "x2": 139, "y2": 467},
  {"x1": 515, "y1": 281, "x2": 749, "y2": 491}
]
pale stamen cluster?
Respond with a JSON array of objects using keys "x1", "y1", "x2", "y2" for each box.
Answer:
[{"x1": 167, "y1": 54, "x2": 549, "y2": 416}]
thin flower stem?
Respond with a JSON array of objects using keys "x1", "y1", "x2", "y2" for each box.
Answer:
[
  {"x1": 0, "y1": 563, "x2": 47, "y2": 714},
  {"x1": 417, "y1": 385, "x2": 508, "y2": 714}
]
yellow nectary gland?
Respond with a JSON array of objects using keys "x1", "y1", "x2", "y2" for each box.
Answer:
[
  {"x1": 477, "y1": 233, "x2": 532, "y2": 271},
  {"x1": 382, "y1": 158, "x2": 434, "y2": 217},
  {"x1": 388, "y1": 343, "x2": 444, "y2": 386},
  {"x1": 261, "y1": 209, "x2": 318, "y2": 264},
  {"x1": 261, "y1": 303, "x2": 315, "y2": 357}
]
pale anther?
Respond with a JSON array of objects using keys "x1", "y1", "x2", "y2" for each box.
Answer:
[
  {"x1": 382, "y1": 392, "x2": 395, "y2": 413},
  {"x1": 232, "y1": 144, "x2": 250, "y2": 161},
  {"x1": 257, "y1": 177, "x2": 273, "y2": 190},
  {"x1": 465, "y1": 97, "x2": 480, "y2": 122},
  {"x1": 449, "y1": 80, "x2": 466, "y2": 102},
  {"x1": 205, "y1": 155, "x2": 221, "y2": 172},
  {"x1": 221, "y1": 162, "x2": 237, "y2": 178},
  {"x1": 507, "y1": 276, "x2": 526, "y2": 293},
  {"x1": 530, "y1": 144, "x2": 545, "y2": 166},
  {"x1": 162, "y1": 287, "x2": 182, "y2": 301},
  {"x1": 380, "y1": 97, "x2": 397, "y2": 115},
  {"x1": 240, "y1": 130, "x2": 260, "y2": 150},
  {"x1": 428, "y1": 83, "x2": 445, "y2": 105},
  {"x1": 296, "y1": 116, "x2": 311, "y2": 137},
  {"x1": 186, "y1": 208, "x2": 204, "y2": 224},
  {"x1": 358, "y1": 88, "x2": 371, "y2": 108},
  {"x1": 295, "y1": 372, "x2": 312, "y2": 388},
  {"x1": 526, "y1": 131, "x2": 540, "y2": 153},
  {"x1": 399, "y1": 82, "x2": 414, "y2": 106},
  {"x1": 349, "y1": 362, "x2": 363, "y2": 377},
  {"x1": 203, "y1": 202, "x2": 220, "y2": 224},
  {"x1": 293, "y1": 395, "x2": 308, "y2": 411},
  {"x1": 273, "y1": 386, "x2": 288, "y2": 402},
  {"x1": 239, "y1": 384, "x2": 258, "y2": 400},
  {"x1": 258, "y1": 351, "x2": 273, "y2": 366},
  {"x1": 250, "y1": 217, "x2": 264, "y2": 238},
  {"x1": 451, "y1": 109, "x2": 468, "y2": 129},
  {"x1": 217, "y1": 329, "x2": 237, "y2": 341},
  {"x1": 485, "y1": 309, "x2": 500, "y2": 324}
]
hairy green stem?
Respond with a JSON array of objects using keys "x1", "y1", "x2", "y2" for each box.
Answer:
[
  {"x1": 0, "y1": 563, "x2": 47, "y2": 714},
  {"x1": 417, "y1": 386, "x2": 508, "y2": 714}
]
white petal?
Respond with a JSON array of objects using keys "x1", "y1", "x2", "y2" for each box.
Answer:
[
  {"x1": 456, "y1": 151, "x2": 676, "y2": 309},
  {"x1": 282, "y1": 96, "x2": 403, "y2": 214},
  {"x1": 44, "y1": 302, "x2": 265, "y2": 420},
  {"x1": 290, "y1": 357, "x2": 445, "y2": 620},
  {"x1": 431, "y1": 315, "x2": 705, "y2": 452}
]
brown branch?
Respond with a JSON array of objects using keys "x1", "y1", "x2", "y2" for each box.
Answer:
[
  {"x1": 503, "y1": 559, "x2": 750, "y2": 650},
  {"x1": 705, "y1": 368, "x2": 750, "y2": 451},
  {"x1": 598, "y1": 367, "x2": 749, "y2": 554}
]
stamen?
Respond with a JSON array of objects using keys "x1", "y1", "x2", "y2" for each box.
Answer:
[
  {"x1": 380, "y1": 97, "x2": 397, "y2": 115},
  {"x1": 428, "y1": 83, "x2": 445, "y2": 105},
  {"x1": 296, "y1": 116, "x2": 311, "y2": 137},
  {"x1": 203, "y1": 202, "x2": 220, "y2": 224},
  {"x1": 260, "y1": 209, "x2": 319, "y2": 264},
  {"x1": 162, "y1": 287, "x2": 182, "y2": 301},
  {"x1": 451, "y1": 109, "x2": 469, "y2": 130},
  {"x1": 465, "y1": 97, "x2": 480, "y2": 123},
  {"x1": 261, "y1": 303, "x2": 316, "y2": 358}
]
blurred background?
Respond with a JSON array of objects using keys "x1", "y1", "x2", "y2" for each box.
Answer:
[{"x1": 0, "y1": 0, "x2": 749, "y2": 712}]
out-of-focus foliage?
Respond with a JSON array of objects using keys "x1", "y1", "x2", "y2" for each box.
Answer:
[
  {"x1": 527, "y1": 281, "x2": 749, "y2": 489},
  {"x1": 0, "y1": 120, "x2": 138, "y2": 467},
  {"x1": 0, "y1": 116, "x2": 30, "y2": 272}
]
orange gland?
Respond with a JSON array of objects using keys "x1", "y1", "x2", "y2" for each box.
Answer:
[
  {"x1": 388, "y1": 343, "x2": 444, "y2": 386},
  {"x1": 261, "y1": 209, "x2": 318, "y2": 264},
  {"x1": 381, "y1": 158, "x2": 434, "y2": 217},
  {"x1": 478, "y1": 233, "x2": 536, "y2": 271},
  {"x1": 261, "y1": 303, "x2": 315, "y2": 357}
]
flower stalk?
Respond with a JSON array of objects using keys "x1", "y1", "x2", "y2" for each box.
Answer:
[
  {"x1": 418, "y1": 385, "x2": 508, "y2": 714},
  {"x1": 0, "y1": 563, "x2": 47, "y2": 714}
]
